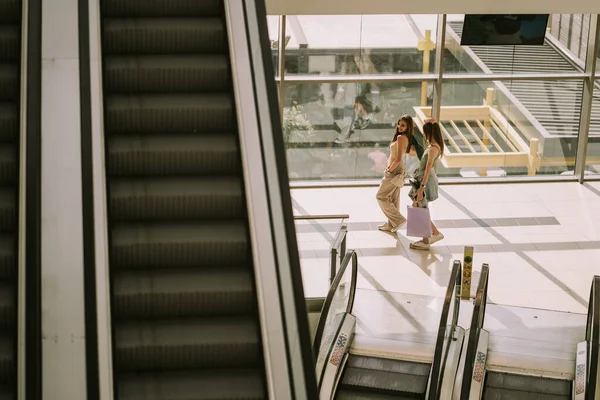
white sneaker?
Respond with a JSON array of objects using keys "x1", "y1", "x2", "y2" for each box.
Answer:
[
  {"x1": 390, "y1": 218, "x2": 407, "y2": 233},
  {"x1": 410, "y1": 240, "x2": 430, "y2": 251},
  {"x1": 378, "y1": 223, "x2": 392, "y2": 231},
  {"x1": 430, "y1": 232, "x2": 444, "y2": 244}
]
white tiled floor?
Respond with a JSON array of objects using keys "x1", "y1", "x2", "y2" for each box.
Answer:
[
  {"x1": 294, "y1": 181, "x2": 600, "y2": 371},
  {"x1": 293, "y1": 181, "x2": 600, "y2": 314}
]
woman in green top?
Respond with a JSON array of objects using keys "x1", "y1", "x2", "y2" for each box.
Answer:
[{"x1": 408, "y1": 119, "x2": 445, "y2": 250}]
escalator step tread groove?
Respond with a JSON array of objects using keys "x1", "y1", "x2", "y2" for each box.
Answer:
[
  {"x1": 109, "y1": 177, "x2": 244, "y2": 221},
  {"x1": 105, "y1": 93, "x2": 233, "y2": 134},
  {"x1": 336, "y1": 388, "x2": 418, "y2": 400},
  {"x1": 101, "y1": 0, "x2": 221, "y2": 18},
  {"x1": 485, "y1": 371, "x2": 572, "y2": 398},
  {"x1": 111, "y1": 222, "x2": 248, "y2": 269},
  {"x1": 115, "y1": 317, "x2": 261, "y2": 372},
  {"x1": 107, "y1": 134, "x2": 240, "y2": 177},
  {"x1": 0, "y1": 0, "x2": 19, "y2": 393},
  {"x1": 113, "y1": 267, "x2": 254, "y2": 318},
  {"x1": 341, "y1": 367, "x2": 428, "y2": 395},
  {"x1": 104, "y1": 55, "x2": 230, "y2": 93},
  {"x1": 117, "y1": 369, "x2": 265, "y2": 400},
  {"x1": 103, "y1": 19, "x2": 226, "y2": 55},
  {"x1": 101, "y1": 0, "x2": 266, "y2": 396}
]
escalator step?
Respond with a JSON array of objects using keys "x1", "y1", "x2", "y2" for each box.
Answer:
[
  {"x1": 0, "y1": 148, "x2": 17, "y2": 185},
  {"x1": 112, "y1": 267, "x2": 254, "y2": 318},
  {"x1": 0, "y1": 26, "x2": 20, "y2": 60},
  {"x1": 347, "y1": 355, "x2": 431, "y2": 376},
  {"x1": 341, "y1": 367, "x2": 428, "y2": 396},
  {"x1": 0, "y1": 283, "x2": 14, "y2": 330},
  {"x1": 109, "y1": 177, "x2": 244, "y2": 221},
  {"x1": 107, "y1": 134, "x2": 240, "y2": 177},
  {"x1": 101, "y1": 0, "x2": 220, "y2": 18},
  {"x1": 0, "y1": 0, "x2": 20, "y2": 23},
  {"x1": 336, "y1": 388, "x2": 418, "y2": 400},
  {"x1": 115, "y1": 317, "x2": 262, "y2": 372},
  {"x1": 0, "y1": 236, "x2": 15, "y2": 279},
  {"x1": 0, "y1": 189, "x2": 15, "y2": 231},
  {"x1": 483, "y1": 387, "x2": 570, "y2": 400},
  {"x1": 485, "y1": 372, "x2": 571, "y2": 397},
  {"x1": 110, "y1": 222, "x2": 247, "y2": 269},
  {"x1": 103, "y1": 19, "x2": 226, "y2": 55},
  {"x1": 117, "y1": 369, "x2": 265, "y2": 400},
  {"x1": 0, "y1": 65, "x2": 18, "y2": 100},
  {"x1": 104, "y1": 55, "x2": 230, "y2": 94},
  {"x1": 105, "y1": 93, "x2": 233, "y2": 134},
  {"x1": 0, "y1": 104, "x2": 18, "y2": 141},
  {"x1": 0, "y1": 337, "x2": 14, "y2": 384}
]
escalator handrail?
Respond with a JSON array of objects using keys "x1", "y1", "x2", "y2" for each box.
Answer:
[
  {"x1": 585, "y1": 275, "x2": 600, "y2": 398},
  {"x1": 460, "y1": 263, "x2": 490, "y2": 400},
  {"x1": 428, "y1": 260, "x2": 462, "y2": 400},
  {"x1": 313, "y1": 250, "x2": 359, "y2": 357}
]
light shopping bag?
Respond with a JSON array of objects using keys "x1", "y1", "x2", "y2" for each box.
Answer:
[{"x1": 406, "y1": 206, "x2": 432, "y2": 238}]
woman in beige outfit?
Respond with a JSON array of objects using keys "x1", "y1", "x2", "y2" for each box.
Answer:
[{"x1": 377, "y1": 115, "x2": 414, "y2": 233}]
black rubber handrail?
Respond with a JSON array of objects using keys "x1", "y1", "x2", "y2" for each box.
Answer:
[
  {"x1": 585, "y1": 275, "x2": 600, "y2": 399},
  {"x1": 313, "y1": 250, "x2": 359, "y2": 358},
  {"x1": 428, "y1": 260, "x2": 463, "y2": 400},
  {"x1": 460, "y1": 264, "x2": 490, "y2": 400}
]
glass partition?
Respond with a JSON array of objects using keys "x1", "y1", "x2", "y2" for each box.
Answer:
[
  {"x1": 282, "y1": 15, "x2": 439, "y2": 77},
  {"x1": 586, "y1": 80, "x2": 600, "y2": 175},
  {"x1": 438, "y1": 79, "x2": 583, "y2": 179},
  {"x1": 275, "y1": 13, "x2": 600, "y2": 183},
  {"x1": 284, "y1": 81, "x2": 428, "y2": 180}
]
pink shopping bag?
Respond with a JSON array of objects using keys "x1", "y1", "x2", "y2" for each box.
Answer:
[{"x1": 407, "y1": 206, "x2": 432, "y2": 238}]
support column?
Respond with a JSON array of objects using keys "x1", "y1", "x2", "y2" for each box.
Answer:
[
  {"x1": 432, "y1": 14, "x2": 446, "y2": 120},
  {"x1": 574, "y1": 15, "x2": 600, "y2": 183},
  {"x1": 278, "y1": 14, "x2": 287, "y2": 119},
  {"x1": 40, "y1": 0, "x2": 88, "y2": 397}
]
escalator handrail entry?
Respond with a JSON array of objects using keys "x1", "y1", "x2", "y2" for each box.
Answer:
[
  {"x1": 313, "y1": 250, "x2": 359, "y2": 358},
  {"x1": 459, "y1": 263, "x2": 490, "y2": 400},
  {"x1": 585, "y1": 275, "x2": 600, "y2": 398},
  {"x1": 428, "y1": 260, "x2": 463, "y2": 400}
]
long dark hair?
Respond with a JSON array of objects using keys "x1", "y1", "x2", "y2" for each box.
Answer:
[
  {"x1": 391, "y1": 115, "x2": 414, "y2": 153},
  {"x1": 423, "y1": 122, "x2": 445, "y2": 156}
]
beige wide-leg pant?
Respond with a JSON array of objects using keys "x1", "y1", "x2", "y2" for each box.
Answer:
[{"x1": 376, "y1": 171, "x2": 406, "y2": 228}]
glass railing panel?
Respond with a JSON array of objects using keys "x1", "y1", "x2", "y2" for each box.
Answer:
[
  {"x1": 314, "y1": 251, "x2": 358, "y2": 387},
  {"x1": 294, "y1": 214, "x2": 348, "y2": 298}
]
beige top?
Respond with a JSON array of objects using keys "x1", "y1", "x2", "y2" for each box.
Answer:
[{"x1": 388, "y1": 140, "x2": 405, "y2": 174}]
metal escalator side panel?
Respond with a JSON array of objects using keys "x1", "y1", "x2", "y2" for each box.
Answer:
[
  {"x1": 86, "y1": 0, "x2": 114, "y2": 397},
  {"x1": 440, "y1": 326, "x2": 466, "y2": 398},
  {"x1": 318, "y1": 313, "x2": 355, "y2": 400},
  {"x1": 574, "y1": 341, "x2": 587, "y2": 400},
  {"x1": 224, "y1": 1, "x2": 317, "y2": 399},
  {"x1": 425, "y1": 326, "x2": 466, "y2": 400},
  {"x1": 453, "y1": 329, "x2": 489, "y2": 400},
  {"x1": 17, "y1": 0, "x2": 43, "y2": 396}
]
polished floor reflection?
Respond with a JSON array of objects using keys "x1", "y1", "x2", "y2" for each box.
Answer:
[{"x1": 294, "y1": 181, "x2": 600, "y2": 373}]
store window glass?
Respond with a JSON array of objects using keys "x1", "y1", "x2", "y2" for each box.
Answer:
[
  {"x1": 282, "y1": 15, "x2": 439, "y2": 77},
  {"x1": 438, "y1": 79, "x2": 584, "y2": 178},
  {"x1": 267, "y1": 16, "x2": 281, "y2": 76},
  {"x1": 444, "y1": 14, "x2": 588, "y2": 76},
  {"x1": 283, "y1": 81, "x2": 429, "y2": 180},
  {"x1": 585, "y1": 80, "x2": 600, "y2": 176}
]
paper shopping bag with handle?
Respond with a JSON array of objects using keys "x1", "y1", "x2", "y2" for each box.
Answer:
[{"x1": 407, "y1": 206, "x2": 432, "y2": 238}]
